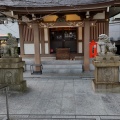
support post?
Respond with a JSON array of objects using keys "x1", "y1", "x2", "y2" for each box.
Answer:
[
  {"x1": 105, "y1": 12, "x2": 109, "y2": 36},
  {"x1": 84, "y1": 20, "x2": 90, "y2": 71},
  {"x1": 33, "y1": 23, "x2": 41, "y2": 72},
  {"x1": 19, "y1": 24, "x2": 24, "y2": 56}
]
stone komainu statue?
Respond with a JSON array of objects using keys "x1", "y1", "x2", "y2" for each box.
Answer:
[
  {"x1": 98, "y1": 34, "x2": 117, "y2": 56},
  {"x1": 2, "y1": 33, "x2": 19, "y2": 58}
]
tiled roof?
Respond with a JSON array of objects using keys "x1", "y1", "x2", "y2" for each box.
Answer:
[{"x1": 0, "y1": 0, "x2": 114, "y2": 7}]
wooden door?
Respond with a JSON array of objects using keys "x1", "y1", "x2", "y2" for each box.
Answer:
[{"x1": 50, "y1": 27, "x2": 77, "y2": 53}]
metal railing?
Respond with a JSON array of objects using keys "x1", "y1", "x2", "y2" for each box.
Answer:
[{"x1": 30, "y1": 64, "x2": 43, "y2": 74}]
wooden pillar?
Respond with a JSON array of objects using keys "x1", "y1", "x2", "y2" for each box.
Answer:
[
  {"x1": 105, "y1": 12, "x2": 109, "y2": 36},
  {"x1": 84, "y1": 20, "x2": 90, "y2": 71},
  {"x1": 19, "y1": 24, "x2": 24, "y2": 56},
  {"x1": 33, "y1": 23, "x2": 41, "y2": 71},
  {"x1": 40, "y1": 28, "x2": 45, "y2": 54},
  {"x1": 48, "y1": 28, "x2": 50, "y2": 54},
  {"x1": 0, "y1": 40, "x2": 1, "y2": 58}
]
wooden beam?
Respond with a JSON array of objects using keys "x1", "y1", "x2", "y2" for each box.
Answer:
[
  {"x1": 13, "y1": 8, "x2": 106, "y2": 15},
  {"x1": 1, "y1": 12, "x2": 18, "y2": 19}
]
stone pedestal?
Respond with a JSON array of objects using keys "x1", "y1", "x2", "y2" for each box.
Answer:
[
  {"x1": 92, "y1": 55, "x2": 120, "y2": 92},
  {"x1": 0, "y1": 57, "x2": 27, "y2": 92}
]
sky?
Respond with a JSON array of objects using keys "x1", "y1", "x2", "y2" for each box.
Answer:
[{"x1": 0, "y1": 22, "x2": 19, "y2": 38}]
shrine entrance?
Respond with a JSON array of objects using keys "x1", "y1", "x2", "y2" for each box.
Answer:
[{"x1": 50, "y1": 27, "x2": 77, "y2": 54}]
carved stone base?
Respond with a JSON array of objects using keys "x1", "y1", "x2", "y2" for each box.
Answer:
[
  {"x1": 93, "y1": 55, "x2": 120, "y2": 92},
  {"x1": 95, "y1": 55, "x2": 120, "y2": 62},
  {"x1": 0, "y1": 80, "x2": 27, "y2": 92},
  {"x1": 0, "y1": 57, "x2": 27, "y2": 92},
  {"x1": 92, "y1": 80, "x2": 120, "y2": 92}
]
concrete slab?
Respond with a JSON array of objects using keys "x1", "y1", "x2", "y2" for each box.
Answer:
[{"x1": 0, "y1": 74, "x2": 120, "y2": 119}]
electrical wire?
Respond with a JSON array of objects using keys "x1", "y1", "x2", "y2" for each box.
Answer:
[{"x1": 3, "y1": 24, "x2": 17, "y2": 33}]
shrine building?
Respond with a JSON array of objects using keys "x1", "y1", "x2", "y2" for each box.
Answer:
[{"x1": 0, "y1": 0, "x2": 120, "y2": 71}]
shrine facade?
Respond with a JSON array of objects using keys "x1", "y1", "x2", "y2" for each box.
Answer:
[{"x1": 0, "y1": 0, "x2": 120, "y2": 71}]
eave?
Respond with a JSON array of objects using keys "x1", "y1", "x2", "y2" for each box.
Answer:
[
  {"x1": 0, "y1": 1, "x2": 114, "y2": 15},
  {"x1": 114, "y1": 0, "x2": 120, "y2": 6}
]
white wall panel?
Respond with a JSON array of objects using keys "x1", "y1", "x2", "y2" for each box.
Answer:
[
  {"x1": 78, "y1": 27, "x2": 82, "y2": 40},
  {"x1": 24, "y1": 44, "x2": 34, "y2": 54},
  {"x1": 40, "y1": 43, "x2": 41, "y2": 54},
  {"x1": 44, "y1": 28, "x2": 48, "y2": 41},
  {"x1": 78, "y1": 42, "x2": 82, "y2": 53},
  {"x1": 45, "y1": 43, "x2": 49, "y2": 54}
]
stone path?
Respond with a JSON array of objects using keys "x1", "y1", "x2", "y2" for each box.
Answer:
[{"x1": 0, "y1": 75, "x2": 120, "y2": 119}]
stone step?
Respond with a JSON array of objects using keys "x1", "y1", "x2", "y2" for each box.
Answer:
[
  {"x1": 23, "y1": 71, "x2": 94, "y2": 79},
  {"x1": 24, "y1": 64, "x2": 94, "y2": 71},
  {"x1": 23, "y1": 59, "x2": 95, "y2": 71},
  {"x1": 42, "y1": 68, "x2": 83, "y2": 74},
  {"x1": 6, "y1": 118, "x2": 96, "y2": 120},
  {"x1": 11, "y1": 118, "x2": 120, "y2": 120},
  {"x1": 42, "y1": 60, "x2": 83, "y2": 74},
  {"x1": 23, "y1": 59, "x2": 84, "y2": 64},
  {"x1": 42, "y1": 60, "x2": 83, "y2": 64},
  {"x1": 0, "y1": 115, "x2": 96, "y2": 120},
  {"x1": 43, "y1": 64, "x2": 83, "y2": 69},
  {"x1": 2, "y1": 115, "x2": 120, "y2": 120}
]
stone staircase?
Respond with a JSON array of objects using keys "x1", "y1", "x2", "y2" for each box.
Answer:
[
  {"x1": 23, "y1": 58, "x2": 95, "y2": 79},
  {"x1": 23, "y1": 58, "x2": 95, "y2": 78},
  {"x1": 42, "y1": 60, "x2": 83, "y2": 74}
]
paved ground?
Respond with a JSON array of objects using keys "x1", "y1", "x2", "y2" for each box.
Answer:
[{"x1": 0, "y1": 72, "x2": 120, "y2": 119}]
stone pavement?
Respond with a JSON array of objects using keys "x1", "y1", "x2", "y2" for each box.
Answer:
[{"x1": 0, "y1": 72, "x2": 120, "y2": 119}]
